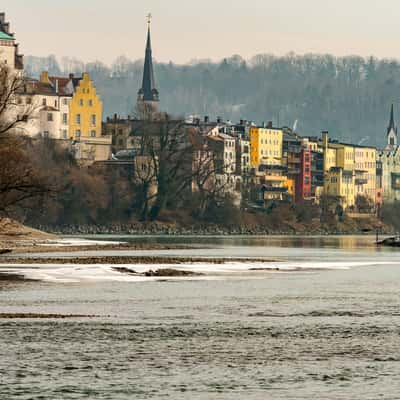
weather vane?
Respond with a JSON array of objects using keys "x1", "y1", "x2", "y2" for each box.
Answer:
[{"x1": 147, "y1": 13, "x2": 152, "y2": 26}]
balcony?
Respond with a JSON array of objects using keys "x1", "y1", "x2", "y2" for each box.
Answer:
[
  {"x1": 261, "y1": 186, "x2": 289, "y2": 193},
  {"x1": 263, "y1": 175, "x2": 287, "y2": 182},
  {"x1": 355, "y1": 178, "x2": 368, "y2": 185}
]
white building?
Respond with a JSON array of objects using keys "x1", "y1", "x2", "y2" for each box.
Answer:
[
  {"x1": 379, "y1": 105, "x2": 400, "y2": 203},
  {"x1": 0, "y1": 13, "x2": 23, "y2": 71}
]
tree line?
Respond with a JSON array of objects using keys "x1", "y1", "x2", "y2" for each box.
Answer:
[{"x1": 25, "y1": 52, "x2": 400, "y2": 147}]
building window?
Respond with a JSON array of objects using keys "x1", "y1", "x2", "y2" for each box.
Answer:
[
  {"x1": 91, "y1": 114, "x2": 96, "y2": 126},
  {"x1": 76, "y1": 130, "x2": 81, "y2": 137},
  {"x1": 47, "y1": 113, "x2": 53, "y2": 122},
  {"x1": 63, "y1": 98, "x2": 68, "y2": 105},
  {"x1": 62, "y1": 130, "x2": 68, "y2": 139},
  {"x1": 76, "y1": 114, "x2": 81, "y2": 125},
  {"x1": 42, "y1": 98, "x2": 47, "y2": 106},
  {"x1": 91, "y1": 130, "x2": 96, "y2": 137},
  {"x1": 88, "y1": 99, "x2": 93, "y2": 107},
  {"x1": 26, "y1": 97, "x2": 32, "y2": 105},
  {"x1": 63, "y1": 113, "x2": 68, "y2": 124},
  {"x1": 43, "y1": 131, "x2": 49, "y2": 138},
  {"x1": 54, "y1": 100, "x2": 58, "y2": 108},
  {"x1": 79, "y1": 99, "x2": 84, "y2": 106}
]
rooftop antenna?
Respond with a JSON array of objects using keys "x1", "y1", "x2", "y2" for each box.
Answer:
[{"x1": 147, "y1": 13, "x2": 152, "y2": 27}]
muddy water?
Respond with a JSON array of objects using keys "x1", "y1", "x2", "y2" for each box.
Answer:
[{"x1": 0, "y1": 236, "x2": 400, "y2": 399}]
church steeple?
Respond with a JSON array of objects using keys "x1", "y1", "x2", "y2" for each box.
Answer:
[
  {"x1": 388, "y1": 104, "x2": 397, "y2": 135},
  {"x1": 386, "y1": 103, "x2": 398, "y2": 151},
  {"x1": 137, "y1": 14, "x2": 159, "y2": 109}
]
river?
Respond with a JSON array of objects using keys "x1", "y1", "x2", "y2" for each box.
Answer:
[{"x1": 0, "y1": 235, "x2": 399, "y2": 399}]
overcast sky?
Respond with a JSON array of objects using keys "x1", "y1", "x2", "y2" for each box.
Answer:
[{"x1": 5, "y1": 0, "x2": 400, "y2": 64}]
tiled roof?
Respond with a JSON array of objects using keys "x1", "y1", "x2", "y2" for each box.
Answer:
[
  {"x1": 48, "y1": 76, "x2": 81, "y2": 95},
  {"x1": 21, "y1": 80, "x2": 56, "y2": 96}
]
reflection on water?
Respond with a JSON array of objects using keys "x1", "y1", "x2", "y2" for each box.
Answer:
[
  {"x1": 77, "y1": 233, "x2": 392, "y2": 250},
  {"x1": 1, "y1": 236, "x2": 400, "y2": 399},
  {"x1": 16, "y1": 235, "x2": 396, "y2": 263}
]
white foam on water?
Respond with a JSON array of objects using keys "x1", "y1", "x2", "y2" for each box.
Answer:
[
  {"x1": 40, "y1": 238, "x2": 125, "y2": 247},
  {"x1": 0, "y1": 260, "x2": 397, "y2": 283}
]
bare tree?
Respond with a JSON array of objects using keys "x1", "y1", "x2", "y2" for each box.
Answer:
[
  {"x1": 131, "y1": 115, "x2": 238, "y2": 221},
  {"x1": 0, "y1": 64, "x2": 33, "y2": 139},
  {"x1": 0, "y1": 64, "x2": 51, "y2": 215}
]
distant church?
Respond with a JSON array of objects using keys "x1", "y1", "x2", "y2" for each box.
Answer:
[
  {"x1": 386, "y1": 104, "x2": 398, "y2": 151},
  {"x1": 379, "y1": 104, "x2": 400, "y2": 203},
  {"x1": 137, "y1": 16, "x2": 160, "y2": 112}
]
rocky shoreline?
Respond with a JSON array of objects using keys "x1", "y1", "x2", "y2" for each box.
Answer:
[{"x1": 36, "y1": 223, "x2": 392, "y2": 236}]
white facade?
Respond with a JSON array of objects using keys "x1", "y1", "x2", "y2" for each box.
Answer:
[
  {"x1": 0, "y1": 39, "x2": 15, "y2": 68},
  {"x1": 17, "y1": 93, "x2": 70, "y2": 139},
  {"x1": 379, "y1": 149, "x2": 400, "y2": 203}
]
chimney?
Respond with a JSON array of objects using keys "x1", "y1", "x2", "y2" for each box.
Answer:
[
  {"x1": 267, "y1": 121, "x2": 273, "y2": 129},
  {"x1": 240, "y1": 119, "x2": 244, "y2": 125},
  {"x1": 217, "y1": 116, "x2": 222, "y2": 124},
  {"x1": 69, "y1": 73, "x2": 74, "y2": 79},
  {"x1": 55, "y1": 79, "x2": 59, "y2": 94},
  {"x1": 114, "y1": 113, "x2": 118, "y2": 121},
  {"x1": 0, "y1": 13, "x2": 5, "y2": 24},
  {"x1": 204, "y1": 116, "x2": 209, "y2": 123},
  {"x1": 40, "y1": 71, "x2": 49, "y2": 83}
]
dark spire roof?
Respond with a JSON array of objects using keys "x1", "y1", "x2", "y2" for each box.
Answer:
[
  {"x1": 138, "y1": 26, "x2": 159, "y2": 102},
  {"x1": 387, "y1": 103, "x2": 397, "y2": 135}
]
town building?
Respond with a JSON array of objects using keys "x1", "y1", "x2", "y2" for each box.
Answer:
[
  {"x1": 0, "y1": 13, "x2": 23, "y2": 70},
  {"x1": 322, "y1": 132, "x2": 377, "y2": 211},
  {"x1": 250, "y1": 122, "x2": 283, "y2": 169},
  {"x1": 16, "y1": 71, "x2": 111, "y2": 163},
  {"x1": 379, "y1": 106, "x2": 400, "y2": 203}
]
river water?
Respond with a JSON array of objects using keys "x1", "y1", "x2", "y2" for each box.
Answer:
[{"x1": 1, "y1": 235, "x2": 400, "y2": 399}]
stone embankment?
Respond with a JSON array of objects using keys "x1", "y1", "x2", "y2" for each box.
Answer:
[{"x1": 37, "y1": 222, "x2": 392, "y2": 236}]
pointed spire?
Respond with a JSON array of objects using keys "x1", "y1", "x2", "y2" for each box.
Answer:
[
  {"x1": 387, "y1": 103, "x2": 397, "y2": 135},
  {"x1": 138, "y1": 14, "x2": 159, "y2": 105}
]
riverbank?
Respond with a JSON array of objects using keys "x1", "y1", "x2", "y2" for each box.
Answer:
[
  {"x1": 0, "y1": 218, "x2": 196, "y2": 254},
  {"x1": 34, "y1": 211, "x2": 391, "y2": 236}
]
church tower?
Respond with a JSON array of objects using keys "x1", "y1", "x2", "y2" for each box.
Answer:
[
  {"x1": 386, "y1": 104, "x2": 398, "y2": 151},
  {"x1": 137, "y1": 15, "x2": 159, "y2": 112}
]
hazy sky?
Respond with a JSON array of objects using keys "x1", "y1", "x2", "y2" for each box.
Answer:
[{"x1": 6, "y1": 0, "x2": 400, "y2": 64}]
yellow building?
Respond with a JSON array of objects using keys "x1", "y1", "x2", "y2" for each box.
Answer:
[
  {"x1": 321, "y1": 132, "x2": 376, "y2": 210},
  {"x1": 39, "y1": 71, "x2": 111, "y2": 163},
  {"x1": 354, "y1": 146, "x2": 376, "y2": 203},
  {"x1": 250, "y1": 124, "x2": 283, "y2": 168},
  {"x1": 69, "y1": 73, "x2": 102, "y2": 140},
  {"x1": 324, "y1": 167, "x2": 355, "y2": 208}
]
